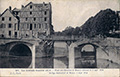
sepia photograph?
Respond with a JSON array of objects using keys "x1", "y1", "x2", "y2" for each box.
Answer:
[{"x1": 0, "y1": 0, "x2": 120, "y2": 76}]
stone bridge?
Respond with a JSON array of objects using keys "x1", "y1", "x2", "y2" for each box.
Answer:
[{"x1": 0, "y1": 37, "x2": 119, "y2": 68}]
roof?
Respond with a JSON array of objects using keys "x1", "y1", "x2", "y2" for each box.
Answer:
[
  {"x1": 13, "y1": 8, "x2": 20, "y2": 11},
  {"x1": 24, "y1": 2, "x2": 33, "y2": 8},
  {"x1": 34, "y1": 4, "x2": 43, "y2": 8},
  {"x1": 0, "y1": 8, "x2": 18, "y2": 19},
  {"x1": 0, "y1": 9, "x2": 9, "y2": 17},
  {"x1": 21, "y1": 2, "x2": 50, "y2": 11}
]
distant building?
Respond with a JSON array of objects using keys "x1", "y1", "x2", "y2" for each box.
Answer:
[
  {"x1": 0, "y1": 7, "x2": 19, "y2": 38},
  {"x1": 0, "y1": 2, "x2": 53, "y2": 38}
]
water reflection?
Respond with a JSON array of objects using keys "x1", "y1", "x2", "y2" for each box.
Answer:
[
  {"x1": 0, "y1": 44, "x2": 32, "y2": 68},
  {"x1": 0, "y1": 56, "x2": 32, "y2": 68}
]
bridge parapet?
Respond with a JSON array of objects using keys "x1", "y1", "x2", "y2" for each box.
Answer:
[
  {"x1": 42, "y1": 35, "x2": 81, "y2": 41},
  {"x1": 0, "y1": 38, "x2": 42, "y2": 45}
]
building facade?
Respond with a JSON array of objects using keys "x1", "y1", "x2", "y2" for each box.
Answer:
[
  {"x1": 18, "y1": 2, "x2": 52, "y2": 38},
  {"x1": 0, "y1": 2, "x2": 53, "y2": 38},
  {"x1": 0, "y1": 7, "x2": 19, "y2": 38}
]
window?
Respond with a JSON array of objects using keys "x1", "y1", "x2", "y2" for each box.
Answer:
[
  {"x1": 0, "y1": 24, "x2": 5, "y2": 28},
  {"x1": 8, "y1": 23, "x2": 12, "y2": 28},
  {"x1": 15, "y1": 32, "x2": 17, "y2": 37},
  {"x1": 26, "y1": 34, "x2": 28, "y2": 37},
  {"x1": 9, "y1": 17, "x2": 11, "y2": 21},
  {"x1": 0, "y1": 24, "x2": 3, "y2": 28},
  {"x1": 45, "y1": 23, "x2": 47, "y2": 29},
  {"x1": 2, "y1": 17, "x2": 4, "y2": 21},
  {"x1": 44, "y1": 17, "x2": 47, "y2": 21},
  {"x1": 4, "y1": 24, "x2": 6, "y2": 28},
  {"x1": 44, "y1": 11, "x2": 47, "y2": 15},
  {"x1": 30, "y1": 5, "x2": 32, "y2": 9},
  {"x1": 30, "y1": 12, "x2": 32, "y2": 15},
  {"x1": 34, "y1": 24, "x2": 36, "y2": 28},
  {"x1": 30, "y1": 24, "x2": 32, "y2": 30},
  {"x1": 27, "y1": 24, "x2": 29, "y2": 29},
  {"x1": 14, "y1": 24, "x2": 16, "y2": 30},
  {"x1": 9, "y1": 31, "x2": 11, "y2": 36},
  {"x1": 34, "y1": 18, "x2": 36, "y2": 21},
  {"x1": 39, "y1": 24, "x2": 41, "y2": 28},
  {"x1": 26, "y1": 18, "x2": 28, "y2": 21}
]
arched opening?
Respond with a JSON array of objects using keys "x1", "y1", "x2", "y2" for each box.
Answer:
[
  {"x1": 81, "y1": 45, "x2": 94, "y2": 52},
  {"x1": 81, "y1": 44, "x2": 96, "y2": 68},
  {"x1": 9, "y1": 44, "x2": 32, "y2": 68},
  {"x1": 75, "y1": 43, "x2": 97, "y2": 68}
]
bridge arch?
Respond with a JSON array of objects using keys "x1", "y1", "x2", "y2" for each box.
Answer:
[
  {"x1": 9, "y1": 44, "x2": 32, "y2": 56},
  {"x1": 69, "y1": 42, "x2": 99, "y2": 68},
  {"x1": 9, "y1": 44, "x2": 32, "y2": 68},
  {"x1": 4, "y1": 41, "x2": 35, "y2": 68},
  {"x1": 78, "y1": 43, "x2": 99, "y2": 50},
  {"x1": 77, "y1": 43, "x2": 98, "y2": 68}
]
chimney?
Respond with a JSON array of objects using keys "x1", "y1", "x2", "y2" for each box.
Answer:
[
  {"x1": 43, "y1": 2, "x2": 45, "y2": 4},
  {"x1": 21, "y1": 5, "x2": 24, "y2": 8},
  {"x1": 9, "y1": 6, "x2": 12, "y2": 10},
  {"x1": 43, "y1": 2, "x2": 46, "y2": 6}
]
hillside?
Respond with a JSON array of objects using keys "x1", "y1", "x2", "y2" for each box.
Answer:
[
  {"x1": 57, "y1": 9, "x2": 119, "y2": 38},
  {"x1": 81, "y1": 9, "x2": 118, "y2": 37}
]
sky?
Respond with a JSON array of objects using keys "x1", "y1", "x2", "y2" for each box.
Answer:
[{"x1": 0, "y1": 0, "x2": 119, "y2": 31}]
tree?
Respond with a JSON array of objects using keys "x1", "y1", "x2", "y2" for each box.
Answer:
[
  {"x1": 72, "y1": 27, "x2": 82, "y2": 35},
  {"x1": 81, "y1": 9, "x2": 118, "y2": 37},
  {"x1": 62, "y1": 26, "x2": 74, "y2": 35}
]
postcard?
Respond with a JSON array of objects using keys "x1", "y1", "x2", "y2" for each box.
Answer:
[{"x1": 0, "y1": 0, "x2": 120, "y2": 76}]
